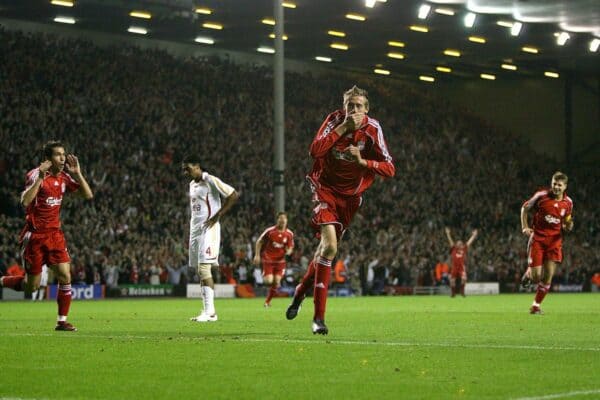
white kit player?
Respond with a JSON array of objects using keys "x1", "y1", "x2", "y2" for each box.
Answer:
[
  {"x1": 182, "y1": 155, "x2": 239, "y2": 322},
  {"x1": 32, "y1": 264, "x2": 49, "y2": 301}
]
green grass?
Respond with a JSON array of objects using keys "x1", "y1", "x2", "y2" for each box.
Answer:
[{"x1": 1, "y1": 294, "x2": 599, "y2": 400}]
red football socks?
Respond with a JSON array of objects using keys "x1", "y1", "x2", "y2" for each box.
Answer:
[
  {"x1": 57, "y1": 284, "x2": 72, "y2": 317},
  {"x1": 534, "y1": 283, "x2": 550, "y2": 304},
  {"x1": 313, "y1": 257, "x2": 332, "y2": 321},
  {"x1": 293, "y1": 259, "x2": 316, "y2": 300},
  {"x1": 266, "y1": 287, "x2": 277, "y2": 304}
]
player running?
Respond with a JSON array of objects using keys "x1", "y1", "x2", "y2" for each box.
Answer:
[
  {"x1": 253, "y1": 212, "x2": 295, "y2": 308},
  {"x1": 0, "y1": 141, "x2": 93, "y2": 331},
  {"x1": 285, "y1": 85, "x2": 395, "y2": 335},
  {"x1": 520, "y1": 171, "x2": 573, "y2": 314}
]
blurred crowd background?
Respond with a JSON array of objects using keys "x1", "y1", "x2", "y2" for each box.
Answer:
[{"x1": 1, "y1": 29, "x2": 598, "y2": 294}]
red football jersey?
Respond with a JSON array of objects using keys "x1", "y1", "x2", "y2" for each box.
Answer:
[
  {"x1": 257, "y1": 225, "x2": 294, "y2": 264},
  {"x1": 450, "y1": 246, "x2": 468, "y2": 273},
  {"x1": 523, "y1": 189, "x2": 573, "y2": 239},
  {"x1": 23, "y1": 168, "x2": 80, "y2": 231},
  {"x1": 308, "y1": 110, "x2": 395, "y2": 196}
]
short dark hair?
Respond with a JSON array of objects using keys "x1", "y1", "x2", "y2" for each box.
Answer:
[
  {"x1": 43, "y1": 141, "x2": 65, "y2": 160},
  {"x1": 276, "y1": 211, "x2": 287, "y2": 217},
  {"x1": 181, "y1": 154, "x2": 202, "y2": 166},
  {"x1": 552, "y1": 171, "x2": 568, "y2": 183}
]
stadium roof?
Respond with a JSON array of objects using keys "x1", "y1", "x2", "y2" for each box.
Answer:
[{"x1": 1, "y1": 0, "x2": 599, "y2": 81}]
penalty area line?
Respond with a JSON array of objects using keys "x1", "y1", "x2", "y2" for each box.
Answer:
[
  {"x1": 511, "y1": 389, "x2": 600, "y2": 400},
  {"x1": 3, "y1": 332, "x2": 600, "y2": 352}
]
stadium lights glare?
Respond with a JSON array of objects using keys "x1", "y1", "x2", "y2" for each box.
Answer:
[
  {"x1": 419, "y1": 75, "x2": 435, "y2": 82},
  {"x1": 436, "y1": 66, "x2": 452, "y2": 73},
  {"x1": 346, "y1": 14, "x2": 367, "y2": 21},
  {"x1": 388, "y1": 41, "x2": 405, "y2": 47},
  {"x1": 501, "y1": 64, "x2": 517, "y2": 71},
  {"x1": 127, "y1": 26, "x2": 147, "y2": 35},
  {"x1": 328, "y1": 30, "x2": 346, "y2": 37},
  {"x1": 257, "y1": 47, "x2": 275, "y2": 54},
  {"x1": 330, "y1": 43, "x2": 349, "y2": 50},
  {"x1": 194, "y1": 37, "x2": 214, "y2": 45},
  {"x1": 556, "y1": 32, "x2": 570, "y2": 46},
  {"x1": 315, "y1": 56, "x2": 332, "y2": 62},
  {"x1": 194, "y1": 8, "x2": 212, "y2": 15},
  {"x1": 269, "y1": 33, "x2": 288, "y2": 40},
  {"x1": 387, "y1": 52, "x2": 405, "y2": 59},
  {"x1": 130, "y1": 11, "x2": 152, "y2": 19},
  {"x1": 522, "y1": 46, "x2": 539, "y2": 54},
  {"x1": 365, "y1": 0, "x2": 377, "y2": 7},
  {"x1": 464, "y1": 12, "x2": 476, "y2": 28},
  {"x1": 497, "y1": 20, "x2": 513, "y2": 28},
  {"x1": 480, "y1": 73, "x2": 496, "y2": 80},
  {"x1": 435, "y1": 8, "x2": 455, "y2": 16},
  {"x1": 418, "y1": 4, "x2": 431, "y2": 20},
  {"x1": 51, "y1": 1, "x2": 74, "y2": 7},
  {"x1": 590, "y1": 38, "x2": 600, "y2": 52},
  {"x1": 443, "y1": 49, "x2": 461, "y2": 57},
  {"x1": 511, "y1": 22, "x2": 523, "y2": 36},
  {"x1": 544, "y1": 71, "x2": 560, "y2": 78},
  {"x1": 410, "y1": 25, "x2": 429, "y2": 33},
  {"x1": 261, "y1": 18, "x2": 276, "y2": 26},
  {"x1": 468, "y1": 36, "x2": 486, "y2": 44},
  {"x1": 282, "y1": 2, "x2": 296, "y2": 8},
  {"x1": 54, "y1": 16, "x2": 75, "y2": 24},
  {"x1": 202, "y1": 23, "x2": 223, "y2": 30},
  {"x1": 374, "y1": 69, "x2": 391, "y2": 75}
]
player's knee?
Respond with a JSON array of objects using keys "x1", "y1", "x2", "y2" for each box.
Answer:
[
  {"x1": 320, "y1": 242, "x2": 337, "y2": 259},
  {"x1": 263, "y1": 276, "x2": 273, "y2": 285},
  {"x1": 197, "y1": 264, "x2": 213, "y2": 280}
]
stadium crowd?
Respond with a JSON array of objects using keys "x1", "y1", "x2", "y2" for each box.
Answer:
[{"x1": 0, "y1": 29, "x2": 598, "y2": 293}]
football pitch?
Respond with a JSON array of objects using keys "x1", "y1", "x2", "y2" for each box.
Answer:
[{"x1": 0, "y1": 294, "x2": 598, "y2": 400}]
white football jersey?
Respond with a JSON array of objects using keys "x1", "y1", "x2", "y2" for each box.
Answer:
[{"x1": 188, "y1": 172, "x2": 235, "y2": 234}]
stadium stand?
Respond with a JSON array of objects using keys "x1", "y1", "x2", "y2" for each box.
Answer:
[{"x1": 0, "y1": 29, "x2": 598, "y2": 293}]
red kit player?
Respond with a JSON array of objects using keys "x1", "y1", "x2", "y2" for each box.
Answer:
[
  {"x1": 444, "y1": 228, "x2": 478, "y2": 297},
  {"x1": 253, "y1": 212, "x2": 294, "y2": 307},
  {"x1": 285, "y1": 85, "x2": 395, "y2": 335},
  {"x1": 521, "y1": 171, "x2": 573, "y2": 314},
  {"x1": 0, "y1": 141, "x2": 93, "y2": 331}
]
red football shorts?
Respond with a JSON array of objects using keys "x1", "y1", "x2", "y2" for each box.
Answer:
[
  {"x1": 21, "y1": 229, "x2": 70, "y2": 275},
  {"x1": 528, "y1": 235, "x2": 563, "y2": 267},
  {"x1": 451, "y1": 267, "x2": 466, "y2": 279},
  {"x1": 310, "y1": 185, "x2": 361, "y2": 239},
  {"x1": 262, "y1": 262, "x2": 286, "y2": 277}
]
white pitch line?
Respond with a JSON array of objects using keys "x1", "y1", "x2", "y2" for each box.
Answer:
[
  {"x1": 3, "y1": 332, "x2": 600, "y2": 352},
  {"x1": 511, "y1": 389, "x2": 600, "y2": 400}
]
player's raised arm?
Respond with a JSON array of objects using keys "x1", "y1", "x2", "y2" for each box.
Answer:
[
  {"x1": 21, "y1": 161, "x2": 52, "y2": 207},
  {"x1": 66, "y1": 154, "x2": 94, "y2": 200},
  {"x1": 309, "y1": 111, "x2": 347, "y2": 158},
  {"x1": 466, "y1": 229, "x2": 478, "y2": 247},
  {"x1": 444, "y1": 227, "x2": 455, "y2": 247}
]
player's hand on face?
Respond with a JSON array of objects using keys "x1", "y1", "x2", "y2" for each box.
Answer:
[
  {"x1": 65, "y1": 154, "x2": 81, "y2": 174},
  {"x1": 522, "y1": 227, "x2": 534, "y2": 237},
  {"x1": 39, "y1": 160, "x2": 53, "y2": 174},
  {"x1": 343, "y1": 112, "x2": 365, "y2": 132}
]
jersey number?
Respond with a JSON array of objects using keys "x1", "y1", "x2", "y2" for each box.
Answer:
[{"x1": 205, "y1": 247, "x2": 212, "y2": 256}]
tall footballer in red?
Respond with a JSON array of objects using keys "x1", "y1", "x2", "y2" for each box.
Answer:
[
  {"x1": 0, "y1": 141, "x2": 93, "y2": 331},
  {"x1": 521, "y1": 171, "x2": 573, "y2": 314},
  {"x1": 444, "y1": 227, "x2": 478, "y2": 297},
  {"x1": 285, "y1": 85, "x2": 395, "y2": 335},
  {"x1": 253, "y1": 212, "x2": 295, "y2": 307}
]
